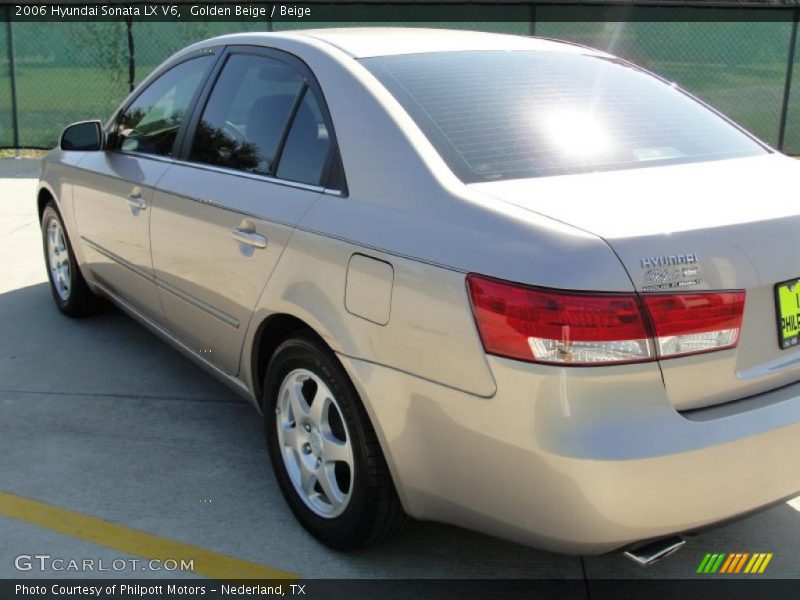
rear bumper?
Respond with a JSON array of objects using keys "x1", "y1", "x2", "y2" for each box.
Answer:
[{"x1": 339, "y1": 353, "x2": 800, "y2": 554}]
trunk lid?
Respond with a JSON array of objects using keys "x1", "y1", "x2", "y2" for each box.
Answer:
[{"x1": 470, "y1": 154, "x2": 800, "y2": 410}]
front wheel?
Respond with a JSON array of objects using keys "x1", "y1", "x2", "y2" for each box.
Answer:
[
  {"x1": 264, "y1": 334, "x2": 406, "y2": 550},
  {"x1": 41, "y1": 202, "x2": 97, "y2": 317}
]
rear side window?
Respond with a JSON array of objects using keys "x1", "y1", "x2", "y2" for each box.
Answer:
[
  {"x1": 117, "y1": 56, "x2": 212, "y2": 157},
  {"x1": 362, "y1": 51, "x2": 767, "y2": 182},
  {"x1": 275, "y1": 90, "x2": 332, "y2": 186},
  {"x1": 188, "y1": 52, "x2": 334, "y2": 188},
  {"x1": 189, "y1": 54, "x2": 304, "y2": 175}
]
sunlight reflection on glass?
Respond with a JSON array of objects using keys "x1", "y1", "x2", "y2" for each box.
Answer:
[{"x1": 542, "y1": 109, "x2": 613, "y2": 158}]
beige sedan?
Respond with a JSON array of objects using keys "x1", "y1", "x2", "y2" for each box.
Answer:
[{"x1": 38, "y1": 28, "x2": 800, "y2": 560}]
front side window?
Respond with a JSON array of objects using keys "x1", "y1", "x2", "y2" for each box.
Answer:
[
  {"x1": 362, "y1": 51, "x2": 767, "y2": 182},
  {"x1": 189, "y1": 53, "x2": 334, "y2": 187},
  {"x1": 117, "y1": 56, "x2": 213, "y2": 157}
]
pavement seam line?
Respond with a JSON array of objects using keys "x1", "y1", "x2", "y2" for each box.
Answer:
[
  {"x1": 0, "y1": 491, "x2": 298, "y2": 580},
  {"x1": 0, "y1": 388, "x2": 247, "y2": 404},
  {"x1": 0, "y1": 221, "x2": 36, "y2": 238}
]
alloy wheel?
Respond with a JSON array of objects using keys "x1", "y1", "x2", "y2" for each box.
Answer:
[
  {"x1": 275, "y1": 368, "x2": 355, "y2": 518},
  {"x1": 46, "y1": 218, "x2": 71, "y2": 301}
]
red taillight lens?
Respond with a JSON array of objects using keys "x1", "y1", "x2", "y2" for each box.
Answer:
[
  {"x1": 466, "y1": 274, "x2": 651, "y2": 364},
  {"x1": 642, "y1": 292, "x2": 745, "y2": 358},
  {"x1": 466, "y1": 274, "x2": 745, "y2": 366}
]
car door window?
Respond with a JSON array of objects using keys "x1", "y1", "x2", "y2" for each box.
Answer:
[
  {"x1": 189, "y1": 54, "x2": 305, "y2": 176},
  {"x1": 275, "y1": 90, "x2": 332, "y2": 186},
  {"x1": 117, "y1": 56, "x2": 213, "y2": 157}
]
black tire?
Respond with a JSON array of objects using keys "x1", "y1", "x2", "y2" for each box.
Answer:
[
  {"x1": 41, "y1": 202, "x2": 97, "y2": 317},
  {"x1": 264, "y1": 334, "x2": 407, "y2": 550}
]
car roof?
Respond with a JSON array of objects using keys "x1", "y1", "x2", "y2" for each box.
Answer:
[{"x1": 210, "y1": 27, "x2": 607, "y2": 59}]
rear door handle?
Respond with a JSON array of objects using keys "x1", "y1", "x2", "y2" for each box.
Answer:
[
  {"x1": 230, "y1": 227, "x2": 267, "y2": 249},
  {"x1": 127, "y1": 190, "x2": 147, "y2": 211}
]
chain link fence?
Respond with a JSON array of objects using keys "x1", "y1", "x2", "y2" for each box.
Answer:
[{"x1": 1, "y1": 4, "x2": 799, "y2": 153}]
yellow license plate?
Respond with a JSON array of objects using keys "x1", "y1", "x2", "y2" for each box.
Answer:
[{"x1": 776, "y1": 278, "x2": 800, "y2": 349}]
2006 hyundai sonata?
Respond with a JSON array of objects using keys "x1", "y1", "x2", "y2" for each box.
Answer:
[{"x1": 38, "y1": 28, "x2": 800, "y2": 556}]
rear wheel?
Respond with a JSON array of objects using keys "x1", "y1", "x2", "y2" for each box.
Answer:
[
  {"x1": 264, "y1": 334, "x2": 406, "y2": 550},
  {"x1": 41, "y1": 203, "x2": 97, "y2": 317}
]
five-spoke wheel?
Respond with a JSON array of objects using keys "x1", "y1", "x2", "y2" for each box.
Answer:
[
  {"x1": 264, "y1": 334, "x2": 407, "y2": 549},
  {"x1": 46, "y1": 217, "x2": 71, "y2": 301},
  {"x1": 276, "y1": 368, "x2": 354, "y2": 518},
  {"x1": 41, "y1": 201, "x2": 96, "y2": 316}
]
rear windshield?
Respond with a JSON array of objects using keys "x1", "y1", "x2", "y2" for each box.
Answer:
[{"x1": 362, "y1": 51, "x2": 767, "y2": 183}]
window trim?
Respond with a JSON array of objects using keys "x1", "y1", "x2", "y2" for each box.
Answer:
[
  {"x1": 271, "y1": 83, "x2": 310, "y2": 178},
  {"x1": 177, "y1": 44, "x2": 348, "y2": 195},
  {"x1": 108, "y1": 48, "x2": 222, "y2": 161},
  {"x1": 169, "y1": 157, "x2": 343, "y2": 197}
]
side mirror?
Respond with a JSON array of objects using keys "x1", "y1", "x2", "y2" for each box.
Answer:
[{"x1": 60, "y1": 120, "x2": 103, "y2": 151}]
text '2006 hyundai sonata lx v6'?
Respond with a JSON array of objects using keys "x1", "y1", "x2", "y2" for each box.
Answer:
[{"x1": 38, "y1": 28, "x2": 800, "y2": 558}]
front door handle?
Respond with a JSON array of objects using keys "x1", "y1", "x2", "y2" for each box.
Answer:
[{"x1": 230, "y1": 227, "x2": 267, "y2": 249}]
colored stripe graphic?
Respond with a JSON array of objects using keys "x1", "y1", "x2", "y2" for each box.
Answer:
[
  {"x1": 697, "y1": 553, "x2": 713, "y2": 574},
  {"x1": 702, "y1": 553, "x2": 721, "y2": 573},
  {"x1": 699, "y1": 552, "x2": 773, "y2": 575},
  {"x1": 728, "y1": 552, "x2": 750, "y2": 573},
  {"x1": 719, "y1": 554, "x2": 735, "y2": 574},
  {"x1": 724, "y1": 553, "x2": 740, "y2": 573},
  {"x1": 710, "y1": 553, "x2": 726, "y2": 573},
  {"x1": 758, "y1": 553, "x2": 773, "y2": 573},
  {"x1": 719, "y1": 554, "x2": 738, "y2": 573},
  {"x1": 720, "y1": 553, "x2": 738, "y2": 574},
  {"x1": 745, "y1": 554, "x2": 761, "y2": 574},
  {"x1": 698, "y1": 553, "x2": 727, "y2": 573},
  {"x1": 734, "y1": 553, "x2": 749, "y2": 573}
]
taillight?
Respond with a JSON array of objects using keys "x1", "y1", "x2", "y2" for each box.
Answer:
[
  {"x1": 466, "y1": 274, "x2": 744, "y2": 366},
  {"x1": 642, "y1": 292, "x2": 745, "y2": 358}
]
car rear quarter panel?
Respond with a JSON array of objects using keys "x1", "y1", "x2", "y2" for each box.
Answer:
[{"x1": 243, "y1": 226, "x2": 497, "y2": 398}]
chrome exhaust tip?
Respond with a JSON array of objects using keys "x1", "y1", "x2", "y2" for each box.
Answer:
[{"x1": 623, "y1": 536, "x2": 686, "y2": 566}]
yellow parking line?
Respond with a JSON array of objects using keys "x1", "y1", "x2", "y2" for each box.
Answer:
[{"x1": 0, "y1": 491, "x2": 298, "y2": 580}]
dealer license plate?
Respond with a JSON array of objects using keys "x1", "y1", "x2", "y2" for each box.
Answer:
[{"x1": 776, "y1": 278, "x2": 800, "y2": 349}]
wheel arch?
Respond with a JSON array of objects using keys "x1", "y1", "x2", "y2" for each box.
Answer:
[
  {"x1": 37, "y1": 180, "x2": 93, "y2": 288},
  {"x1": 250, "y1": 312, "x2": 327, "y2": 410},
  {"x1": 249, "y1": 309, "x2": 411, "y2": 516},
  {"x1": 37, "y1": 184, "x2": 58, "y2": 221}
]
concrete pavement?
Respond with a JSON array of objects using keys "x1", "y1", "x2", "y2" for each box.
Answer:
[{"x1": 1, "y1": 161, "x2": 799, "y2": 580}]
